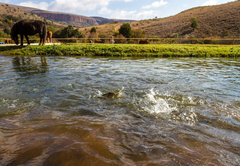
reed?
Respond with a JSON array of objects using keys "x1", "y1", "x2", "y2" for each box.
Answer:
[{"x1": 0, "y1": 44, "x2": 239, "y2": 57}]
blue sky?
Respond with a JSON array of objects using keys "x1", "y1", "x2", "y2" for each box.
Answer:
[{"x1": 1, "y1": 0, "x2": 236, "y2": 19}]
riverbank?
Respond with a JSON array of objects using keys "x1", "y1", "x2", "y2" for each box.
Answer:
[{"x1": 0, "y1": 44, "x2": 239, "y2": 57}]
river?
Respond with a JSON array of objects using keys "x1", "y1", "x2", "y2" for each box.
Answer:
[{"x1": 0, "y1": 56, "x2": 239, "y2": 165}]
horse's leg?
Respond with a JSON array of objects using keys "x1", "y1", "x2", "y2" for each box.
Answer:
[
  {"x1": 39, "y1": 33, "x2": 42, "y2": 46},
  {"x1": 42, "y1": 34, "x2": 46, "y2": 46},
  {"x1": 25, "y1": 35, "x2": 30, "y2": 45},
  {"x1": 20, "y1": 34, "x2": 24, "y2": 46}
]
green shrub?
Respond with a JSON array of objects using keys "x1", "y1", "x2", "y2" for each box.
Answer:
[
  {"x1": 190, "y1": 17, "x2": 198, "y2": 30},
  {"x1": 90, "y1": 27, "x2": 97, "y2": 33},
  {"x1": 119, "y1": 23, "x2": 132, "y2": 38},
  {"x1": 131, "y1": 29, "x2": 145, "y2": 38},
  {"x1": 53, "y1": 25, "x2": 85, "y2": 38},
  {"x1": 3, "y1": 27, "x2": 10, "y2": 35}
]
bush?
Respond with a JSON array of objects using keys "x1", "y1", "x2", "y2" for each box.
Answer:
[
  {"x1": 131, "y1": 29, "x2": 145, "y2": 38},
  {"x1": 90, "y1": 27, "x2": 97, "y2": 33},
  {"x1": 6, "y1": 15, "x2": 19, "y2": 22},
  {"x1": 3, "y1": 27, "x2": 10, "y2": 35},
  {"x1": 47, "y1": 26, "x2": 56, "y2": 33},
  {"x1": 0, "y1": 31, "x2": 8, "y2": 38},
  {"x1": 119, "y1": 23, "x2": 132, "y2": 38},
  {"x1": 190, "y1": 17, "x2": 198, "y2": 30},
  {"x1": 4, "y1": 18, "x2": 11, "y2": 24},
  {"x1": 53, "y1": 25, "x2": 85, "y2": 38},
  {"x1": 113, "y1": 30, "x2": 119, "y2": 37}
]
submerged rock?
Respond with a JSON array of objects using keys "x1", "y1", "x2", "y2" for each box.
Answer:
[{"x1": 99, "y1": 87, "x2": 124, "y2": 99}]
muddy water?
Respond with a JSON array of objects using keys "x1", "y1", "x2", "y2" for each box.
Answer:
[{"x1": 0, "y1": 56, "x2": 239, "y2": 165}]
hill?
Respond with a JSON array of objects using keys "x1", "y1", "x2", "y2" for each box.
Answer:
[
  {"x1": 92, "y1": 17, "x2": 135, "y2": 25},
  {"x1": 13, "y1": 5, "x2": 99, "y2": 27},
  {"x1": 0, "y1": 3, "x2": 66, "y2": 36},
  {"x1": 79, "y1": 1, "x2": 240, "y2": 39},
  {"x1": 1, "y1": 3, "x2": 134, "y2": 27}
]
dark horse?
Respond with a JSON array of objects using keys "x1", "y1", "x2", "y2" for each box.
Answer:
[{"x1": 11, "y1": 20, "x2": 47, "y2": 46}]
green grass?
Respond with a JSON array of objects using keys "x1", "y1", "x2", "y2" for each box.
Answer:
[{"x1": 0, "y1": 44, "x2": 239, "y2": 57}]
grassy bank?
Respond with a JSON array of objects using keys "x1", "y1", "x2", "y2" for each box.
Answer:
[{"x1": 0, "y1": 44, "x2": 239, "y2": 57}]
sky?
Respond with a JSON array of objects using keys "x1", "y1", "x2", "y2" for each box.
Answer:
[{"x1": 0, "y1": 0, "x2": 236, "y2": 20}]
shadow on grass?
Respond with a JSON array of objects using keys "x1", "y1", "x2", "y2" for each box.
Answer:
[{"x1": 0, "y1": 45, "x2": 27, "y2": 52}]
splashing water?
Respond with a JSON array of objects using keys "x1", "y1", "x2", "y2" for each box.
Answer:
[
  {"x1": 143, "y1": 88, "x2": 176, "y2": 115},
  {"x1": 131, "y1": 88, "x2": 176, "y2": 117},
  {"x1": 131, "y1": 88, "x2": 198, "y2": 124},
  {"x1": 1, "y1": 56, "x2": 239, "y2": 166}
]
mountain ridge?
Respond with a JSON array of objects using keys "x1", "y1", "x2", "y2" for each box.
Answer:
[{"x1": 0, "y1": 2, "x2": 134, "y2": 27}]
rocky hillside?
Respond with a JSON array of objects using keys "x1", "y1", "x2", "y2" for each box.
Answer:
[
  {"x1": 80, "y1": 1, "x2": 240, "y2": 38},
  {"x1": 2, "y1": 3, "x2": 134, "y2": 27},
  {"x1": 0, "y1": 3, "x2": 65, "y2": 31},
  {"x1": 92, "y1": 17, "x2": 135, "y2": 25},
  {"x1": 33, "y1": 11, "x2": 98, "y2": 27},
  {"x1": 12, "y1": 5, "x2": 98, "y2": 27}
]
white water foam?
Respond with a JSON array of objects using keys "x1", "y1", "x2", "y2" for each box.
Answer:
[
  {"x1": 133, "y1": 89, "x2": 198, "y2": 124},
  {"x1": 142, "y1": 88, "x2": 176, "y2": 115}
]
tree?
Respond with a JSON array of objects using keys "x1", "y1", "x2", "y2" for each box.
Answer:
[
  {"x1": 190, "y1": 17, "x2": 198, "y2": 30},
  {"x1": 119, "y1": 23, "x2": 132, "y2": 38},
  {"x1": 90, "y1": 27, "x2": 97, "y2": 33},
  {"x1": 73, "y1": 29, "x2": 85, "y2": 38},
  {"x1": 62, "y1": 25, "x2": 75, "y2": 38},
  {"x1": 53, "y1": 25, "x2": 85, "y2": 38}
]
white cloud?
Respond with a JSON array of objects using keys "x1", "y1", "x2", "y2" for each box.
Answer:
[
  {"x1": 98, "y1": 6, "x2": 154, "y2": 19},
  {"x1": 18, "y1": 0, "x2": 155, "y2": 19},
  {"x1": 202, "y1": 0, "x2": 217, "y2": 6},
  {"x1": 142, "y1": 0, "x2": 168, "y2": 9},
  {"x1": 98, "y1": 6, "x2": 113, "y2": 15},
  {"x1": 112, "y1": 10, "x2": 136, "y2": 19},
  {"x1": 135, "y1": 10, "x2": 154, "y2": 19},
  {"x1": 19, "y1": 1, "x2": 49, "y2": 10},
  {"x1": 19, "y1": 0, "x2": 133, "y2": 12},
  {"x1": 48, "y1": 0, "x2": 110, "y2": 12}
]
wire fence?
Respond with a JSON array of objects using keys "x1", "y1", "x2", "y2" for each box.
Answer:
[{"x1": 1, "y1": 37, "x2": 240, "y2": 45}]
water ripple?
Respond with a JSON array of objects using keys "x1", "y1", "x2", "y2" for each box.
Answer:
[{"x1": 0, "y1": 56, "x2": 239, "y2": 165}]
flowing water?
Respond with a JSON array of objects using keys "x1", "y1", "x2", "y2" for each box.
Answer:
[{"x1": 0, "y1": 55, "x2": 239, "y2": 166}]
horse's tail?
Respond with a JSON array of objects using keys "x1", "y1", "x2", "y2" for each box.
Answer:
[{"x1": 42, "y1": 22, "x2": 47, "y2": 45}]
